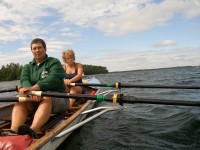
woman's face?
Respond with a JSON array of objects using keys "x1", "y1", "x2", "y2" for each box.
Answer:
[
  {"x1": 31, "y1": 43, "x2": 46, "y2": 64},
  {"x1": 65, "y1": 55, "x2": 74, "y2": 65}
]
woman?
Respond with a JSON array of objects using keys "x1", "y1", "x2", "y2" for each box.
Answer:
[{"x1": 62, "y1": 49, "x2": 85, "y2": 107}]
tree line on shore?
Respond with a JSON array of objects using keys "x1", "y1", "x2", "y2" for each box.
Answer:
[
  {"x1": 0, "y1": 63, "x2": 108, "y2": 81},
  {"x1": 0, "y1": 63, "x2": 23, "y2": 81}
]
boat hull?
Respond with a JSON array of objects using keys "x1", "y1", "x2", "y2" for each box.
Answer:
[{"x1": 0, "y1": 77, "x2": 100, "y2": 150}]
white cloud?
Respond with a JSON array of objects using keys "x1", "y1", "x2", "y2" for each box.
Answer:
[
  {"x1": 61, "y1": 32, "x2": 82, "y2": 38},
  {"x1": 47, "y1": 40, "x2": 73, "y2": 51},
  {"x1": 0, "y1": 51, "x2": 32, "y2": 67},
  {"x1": 0, "y1": 46, "x2": 199, "y2": 72},
  {"x1": 1, "y1": 0, "x2": 200, "y2": 42},
  {"x1": 154, "y1": 40, "x2": 177, "y2": 47},
  {"x1": 0, "y1": 0, "x2": 199, "y2": 71},
  {"x1": 95, "y1": 0, "x2": 200, "y2": 36},
  {"x1": 80, "y1": 47, "x2": 200, "y2": 72},
  {"x1": 17, "y1": 47, "x2": 29, "y2": 52}
]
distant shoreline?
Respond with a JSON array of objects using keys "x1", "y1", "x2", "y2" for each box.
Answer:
[{"x1": 110, "y1": 65, "x2": 199, "y2": 73}]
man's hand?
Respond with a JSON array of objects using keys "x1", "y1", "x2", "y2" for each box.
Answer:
[{"x1": 19, "y1": 85, "x2": 43, "y2": 102}]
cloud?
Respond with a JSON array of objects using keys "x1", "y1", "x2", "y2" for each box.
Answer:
[
  {"x1": 95, "y1": 0, "x2": 200, "y2": 36},
  {"x1": 46, "y1": 40, "x2": 74, "y2": 52},
  {"x1": 80, "y1": 47, "x2": 200, "y2": 72},
  {"x1": 60, "y1": 32, "x2": 82, "y2": 38},
  {"x1": 0, "y1": 38, "x2": 73, "y2": 66},
  {"x1": 0, "y1": 1, "x2": 51, "y2": 42},
  {"x1": 154, "y1": 40, "x2": 177, "y2": 47},
  {"x1": 17, "y1": 47, "x2": 29, "y2": 52},
  {"x1": 1, "y1": 45, "x2": 199, "y2": 72},
  {"x1": 0, "y1": 50, "x2": 32, "y2": 67},
  {"x1": 1, "y1": 0, "x2": 200, "y2": 42},
  {"x1": 0, "y1": 0, "x2": 199, "y2": 72}
]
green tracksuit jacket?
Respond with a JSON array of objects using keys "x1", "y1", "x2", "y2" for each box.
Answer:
[{"x1": 20, "y1": 55, "x2": 66, "y2": 93}]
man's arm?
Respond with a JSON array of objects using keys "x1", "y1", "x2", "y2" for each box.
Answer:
[
  {"x1": 20, "y1": 64, "x2": 32, "y2": 88},
  {"x1": 37, "y1": 58, "x2": 66, "y2": 91}
]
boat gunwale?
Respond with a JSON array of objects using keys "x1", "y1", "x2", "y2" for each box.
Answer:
[{"x1": 0, "y1": 103, "x2": 14, "y2": 111}]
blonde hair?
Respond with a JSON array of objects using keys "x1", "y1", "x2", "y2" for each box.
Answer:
[{"x1": 62, "y1": 49, "x2": 75, "y2": 63}]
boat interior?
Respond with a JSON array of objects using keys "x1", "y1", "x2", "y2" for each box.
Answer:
[{"x1": 0, "y1": 86, "x2": 96, "y2": 139}]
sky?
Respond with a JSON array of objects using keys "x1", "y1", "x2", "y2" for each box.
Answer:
[{"x1": 0, "y1": 0, "x2": 200, "y2": 72}]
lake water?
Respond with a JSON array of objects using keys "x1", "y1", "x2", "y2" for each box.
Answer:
[{"x1": 1, "y1": 66, "x2": 200, "y2": 150}]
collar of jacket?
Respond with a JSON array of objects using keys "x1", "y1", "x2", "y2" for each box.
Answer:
[{"x1": 30, "y1": 54, "x2": 48, "y2": 65}]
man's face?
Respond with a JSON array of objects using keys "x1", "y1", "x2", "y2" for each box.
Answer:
[{"x1": 31, "y1": 43, "x2": 46, "y2": 63}]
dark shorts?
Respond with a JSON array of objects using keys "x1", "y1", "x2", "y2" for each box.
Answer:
[
  {"x1": 32, "y1": 97, "x2": 69, "y2": 114},
  {"x1": 68, "y1": 86, "x2": 85, "y2": 94},
  {"x1": 81, "y1": 86, "x2": 85, "y2": 94},
  {"x1": 52, "y1": 97, "x2": 69, "y2": 114}
]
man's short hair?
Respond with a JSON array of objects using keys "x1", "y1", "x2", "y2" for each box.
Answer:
[{"x1": 31, "y1": 38, "x2": 46, "y2": 50}]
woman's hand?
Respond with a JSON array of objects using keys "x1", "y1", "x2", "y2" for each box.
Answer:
[{"x1": 64, "y1": 79, "x2": 71, "y2": 86}]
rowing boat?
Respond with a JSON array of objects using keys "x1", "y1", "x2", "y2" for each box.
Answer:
[
  {"x1": 0, "y1": 77, "x2": 106, "y2": 150},
  {"x1": 2, "y1": 77, "x2": 198, "y2": 150}
]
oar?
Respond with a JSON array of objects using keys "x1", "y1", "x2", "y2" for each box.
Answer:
[
  {"x1": 70, "y1": 83, "x2": 200, "y2": 89},
  {"x1": 1, "y1": 91, "x2": 199, "y2": 107},
  {"x1": 0, "y1": 86, "x2": 20, "y2": 93},
  {"x1": 0, "y1": 97, "x2": 31, "y2": 102},
  {"x1": 24, "y1": 91, "x2": 200, "y2": 107}
]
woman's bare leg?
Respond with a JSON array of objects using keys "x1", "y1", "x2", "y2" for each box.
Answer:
[{"x1": 69, "y1": 86, "x2": 82, "y2": 107}]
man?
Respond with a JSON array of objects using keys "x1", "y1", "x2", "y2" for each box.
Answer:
[{"x1": 10, "y1": 38, "x2": 69, "y2": 138}]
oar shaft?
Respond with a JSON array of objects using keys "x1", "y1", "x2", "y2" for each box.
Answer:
[
  {"x1": 120, "y1": 96, "x2": 200, "y2": 107},
  {"x1": 0, "y1": 97, "x2": 31, "y2": 102},
  {"x1": 0, "y1": 86, "x2": 19, "y2": 93},
  {"x1": 0, "y1": 97, "x2": 18, "y2": 102},
  {"x1": 100, "y1": 96, "x2": 200, "y2": 107},
  {"x1": 120, "y1": 84, "x2": 200, "y2": 89},
  {"x1": 70, "y1": 83, "x2": 200, "y2": 89},
  {"x1": 27, "y1": 91, "x2": 98, "y2": 100},
  {"x1": 70, "y1": 83, "x2": 110, "y2": 87},
  {"x1": 44, "y1": 92, "x2": 96, "y2": 99},
  {"x1": 27, "y1": 91, "x2": 200, "y2": 107}
]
